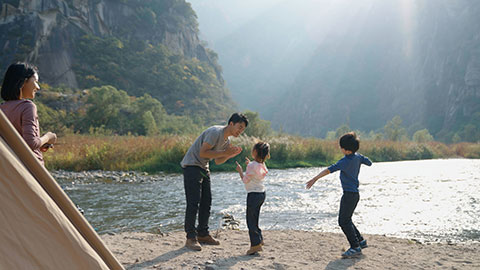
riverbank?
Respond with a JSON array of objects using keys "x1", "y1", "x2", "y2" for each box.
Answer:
[
  {"x1": 44, "y1": 134, "x2": 480, "y2": 173},
  {"x1": 100, "y1": 230, "x2": 480, "y2": 270}
]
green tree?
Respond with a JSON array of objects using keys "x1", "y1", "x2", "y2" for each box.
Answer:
[
  {"x1": 325, "y1": 131, "x2": 336, "y2": 140},
  {"x1": 367, "y1": 130, "x2": 383, "y2": 141},
  {"x1": 384, "y1": 116, "x2": 407, "y2": 141},
  {"x1": 452, "y1": 133, "x2": 461, "y2": 143},
  {"x1": 131, "y1": 94, "x2": 167, "y2": 135},
  {"x1": 335, "y1": 124, "x2": 350, "y2": 138},
  {"x1": 242, "y1": 111, "x2": 272, "y2": 138},
  {"x1": 142, "y1": 111, "x2": 158, "y2": 136},
  {"x1": 412, "y1": 129, "x2": 434, "y2": 143},
  {"x1": 83, "y1": 85, "x2": 131, "y2": 134},
  {"x1": 36, "y1": 102, "x2": 70, "y2": 135}
]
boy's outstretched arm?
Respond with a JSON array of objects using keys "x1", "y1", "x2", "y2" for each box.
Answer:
[
  {"x1": 362, "y1": 155, "x2": 373, "y2": 166},
  {"x1": 306, "y1": 168, "x2": 330, "y2": 189}
]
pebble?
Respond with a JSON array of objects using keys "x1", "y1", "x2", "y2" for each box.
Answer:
[{"x1": 51, "y1": 170, "x2": 168, "y2": 183}]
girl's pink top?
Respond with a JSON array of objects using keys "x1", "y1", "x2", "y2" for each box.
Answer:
[
  {"x1": 242, "y1": 161, "x2": 268, "y2": 193},
  {"x1": 0, "y1": 99, "x2": 44, "y2": 164}
]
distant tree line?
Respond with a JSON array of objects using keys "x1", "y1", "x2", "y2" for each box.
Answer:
[
  {"x1": 324, "y1": 115, "x2": 480, "y2": 143},
  {"x1": 23, "y1": 84, "x2": 271, "y2": 138}
]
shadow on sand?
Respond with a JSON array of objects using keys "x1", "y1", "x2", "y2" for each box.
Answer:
[
  {"x1": 126, "y1": 247, "x2": 190, "y2": 270},
  {"x1": 213, "y1": 252, "x2": 257, "y2": 269},
  {"x1": 324, "y1": 254, "x2": 365, "y2": 270}
]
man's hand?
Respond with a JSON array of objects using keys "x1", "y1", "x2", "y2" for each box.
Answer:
[{"x1": 225, "y1": 145, "x2": 242, "y2": 158}]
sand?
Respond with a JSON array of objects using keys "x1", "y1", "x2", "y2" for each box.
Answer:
[{"x1": 100, "y1": 230, "x2": 480, "y2": 270}]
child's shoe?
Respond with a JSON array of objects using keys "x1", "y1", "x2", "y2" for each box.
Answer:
[
  {"x1": 359, "y1": 239, "x2": 368, "y2": 249},
  {"x1": 246, "y1": 244, "x2": 263, "y2": 255},
  {"x1": 342, "y1": 247, "x2": 362, "y2": 258}
]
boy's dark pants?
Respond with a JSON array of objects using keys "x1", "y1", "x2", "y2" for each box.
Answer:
[
  {"x1": 183, "y1": 166, "x2": 211, "y2": 239},
  {"x1": 339, "y1": 191, "x2": 364, "y2": 249},
  {"x1": 246, "y1": 192, "x2": 265, "y2": 246}
]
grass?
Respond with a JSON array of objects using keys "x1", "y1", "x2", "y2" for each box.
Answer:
[{"x1": 43, "y1": 134, "x2": 480, "y2": 173}]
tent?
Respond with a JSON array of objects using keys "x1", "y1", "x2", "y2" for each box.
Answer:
[{"x1": 0, "y1": 110, "x2": 124, "y2": 269}]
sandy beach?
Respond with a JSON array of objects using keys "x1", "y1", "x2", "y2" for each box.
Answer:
[{"x1": 100, "y1": 230, "x2": 479, "y2": 270}]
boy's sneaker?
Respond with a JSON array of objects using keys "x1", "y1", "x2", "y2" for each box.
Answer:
[
  {"x1": 359, "y1": 239, "x2": 368, "y2": 249},
  {"x1": 342, "y1": 247, "x2": 362, "y2": 258}
]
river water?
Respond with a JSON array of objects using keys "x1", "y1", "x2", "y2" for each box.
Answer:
[{"x1": 57, "y1": 159, "x2": 480, "y2": 243}]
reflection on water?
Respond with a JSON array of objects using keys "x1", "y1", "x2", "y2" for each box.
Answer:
[{"x1": 58, "y1": 159, "x2": 480, "y2": 243}]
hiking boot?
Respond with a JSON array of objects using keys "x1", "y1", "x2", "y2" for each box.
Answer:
[
  {"x1": 342, "y1": 247, "x2": 362, "y2": 258},
  {"x1": 197, "y1": 235, "x2": 220, "y2": 245},
  {"x1": 246, "y1": 244, "x2": 263, "y2": 255},
  {"x1": 185, "y1": 238, "x2": 202, "y2": 251},
  {"x1": 359, "y1": 239, "x2": 368, "y2": 249}
]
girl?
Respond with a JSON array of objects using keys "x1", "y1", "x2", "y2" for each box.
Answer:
[
  {"x1": 0, "y1": 62, "x2": 56, "y2": 165},
  {"x1": 235, "y1": 141, "x2": 270, "y2": 255}
]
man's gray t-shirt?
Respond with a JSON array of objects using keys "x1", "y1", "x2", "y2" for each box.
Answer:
[{"x1": 180, "y1": 125, "x2": 230, "y2": 171}]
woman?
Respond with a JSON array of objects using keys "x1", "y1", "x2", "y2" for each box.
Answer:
[{"x1": 0, "y1": 62, "x2": 56, "y2": 165}]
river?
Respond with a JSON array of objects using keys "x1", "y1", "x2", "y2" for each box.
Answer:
[{"x1": 56, "y1": 159, "x2": 480, "y2": 243}]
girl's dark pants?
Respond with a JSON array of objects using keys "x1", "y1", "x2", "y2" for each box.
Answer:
[
  {"x1": 339, "y1": 191, "x2": 364, "y2": 249},
  {"x1": 183, "y1": 166, "x2": 211, "y2": 239},
  {"x1": 247, "y1": 192, "x2": 266, "y2": 246}
]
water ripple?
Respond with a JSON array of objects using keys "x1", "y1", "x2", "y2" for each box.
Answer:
[{"x1": 56, "y1": 159, "x2": 480, "y2": 243}]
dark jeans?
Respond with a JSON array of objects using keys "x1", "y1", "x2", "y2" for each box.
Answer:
[
  {"x1": 183, "y1": 166, "x2": 211, "y2": 239},
  {"x1": 246, "y1": 192, "x2": 265, "y2": 246},
  {"x1": 338, "y1": 191, "x2": 364, "y2": 249}
]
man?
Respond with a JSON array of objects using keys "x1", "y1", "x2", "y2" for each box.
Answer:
[{"x1": 181, "y1": 113, "x2": 248, "y2": 251}]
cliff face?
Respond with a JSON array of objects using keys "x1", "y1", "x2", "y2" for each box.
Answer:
[{"x1": 0, "y1": 0, "x2": 216, "y2": 87}]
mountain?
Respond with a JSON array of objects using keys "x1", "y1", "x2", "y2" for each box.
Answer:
[
  {"x1": 191, "y1": 0, "x2": 480, "y2": 141},
  {"x1": 190, "y1": 0, "x2": 321, "y2": 112},
  {"x1": 0, "y1": 0, "x2": 236, "y2": 123},
  {"x1": 271, "y1": 0, "x2": 480, "y2": 140}
]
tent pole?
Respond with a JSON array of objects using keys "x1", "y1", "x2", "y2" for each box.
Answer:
[{"x1": 0, "y1": 110, "x2": 124, "y2": 270}]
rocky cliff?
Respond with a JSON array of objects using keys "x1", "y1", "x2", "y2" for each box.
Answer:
[
  {"x1": 0, "y1": 0, "x2": 233, "y2": 122},
  {"x1": 0, "y1": 0, "x2": 219, "y2": 88}
]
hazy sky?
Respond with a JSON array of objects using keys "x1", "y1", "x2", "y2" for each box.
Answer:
[
  {"x1": 188, "y1": 0, "x2": 384, "y2": 49},
  {"x1": 189, "y1": 0, "x2": 285, "y2": 42}
]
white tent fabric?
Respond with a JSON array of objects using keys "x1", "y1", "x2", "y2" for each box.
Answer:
[{"x1": 0, "y1": 110, "x2": 123, "y2": 269}]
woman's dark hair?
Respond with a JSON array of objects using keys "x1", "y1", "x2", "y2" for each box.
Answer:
[
  {"x1": 228, "y1": 112, "x2": 249, "y2": 127},
  {"x1": 253, "y1": 141, "x2": 270, "y2": 162},
  {"x1": 339, "y1": 132, "x2": 360, "y2": 153},
  {"x1": 1, "y1": 62, "x2": 38, "y2": 101}
]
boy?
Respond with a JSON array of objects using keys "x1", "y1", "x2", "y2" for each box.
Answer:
[{"x1": 306, "y1": 132, "x2": 372, "y2": 257}]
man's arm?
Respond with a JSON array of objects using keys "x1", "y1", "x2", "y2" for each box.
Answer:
[
  {"x1": 214, "y1": 146, "x2": 242, "y2": 165},
  {"x1": 199, "y1": 142, "x2": 242, "y2": 164}
]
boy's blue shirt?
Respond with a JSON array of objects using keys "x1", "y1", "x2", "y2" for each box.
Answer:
[{"x1": 327, "y1": 153, "x2": 372, "y2": 192}]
